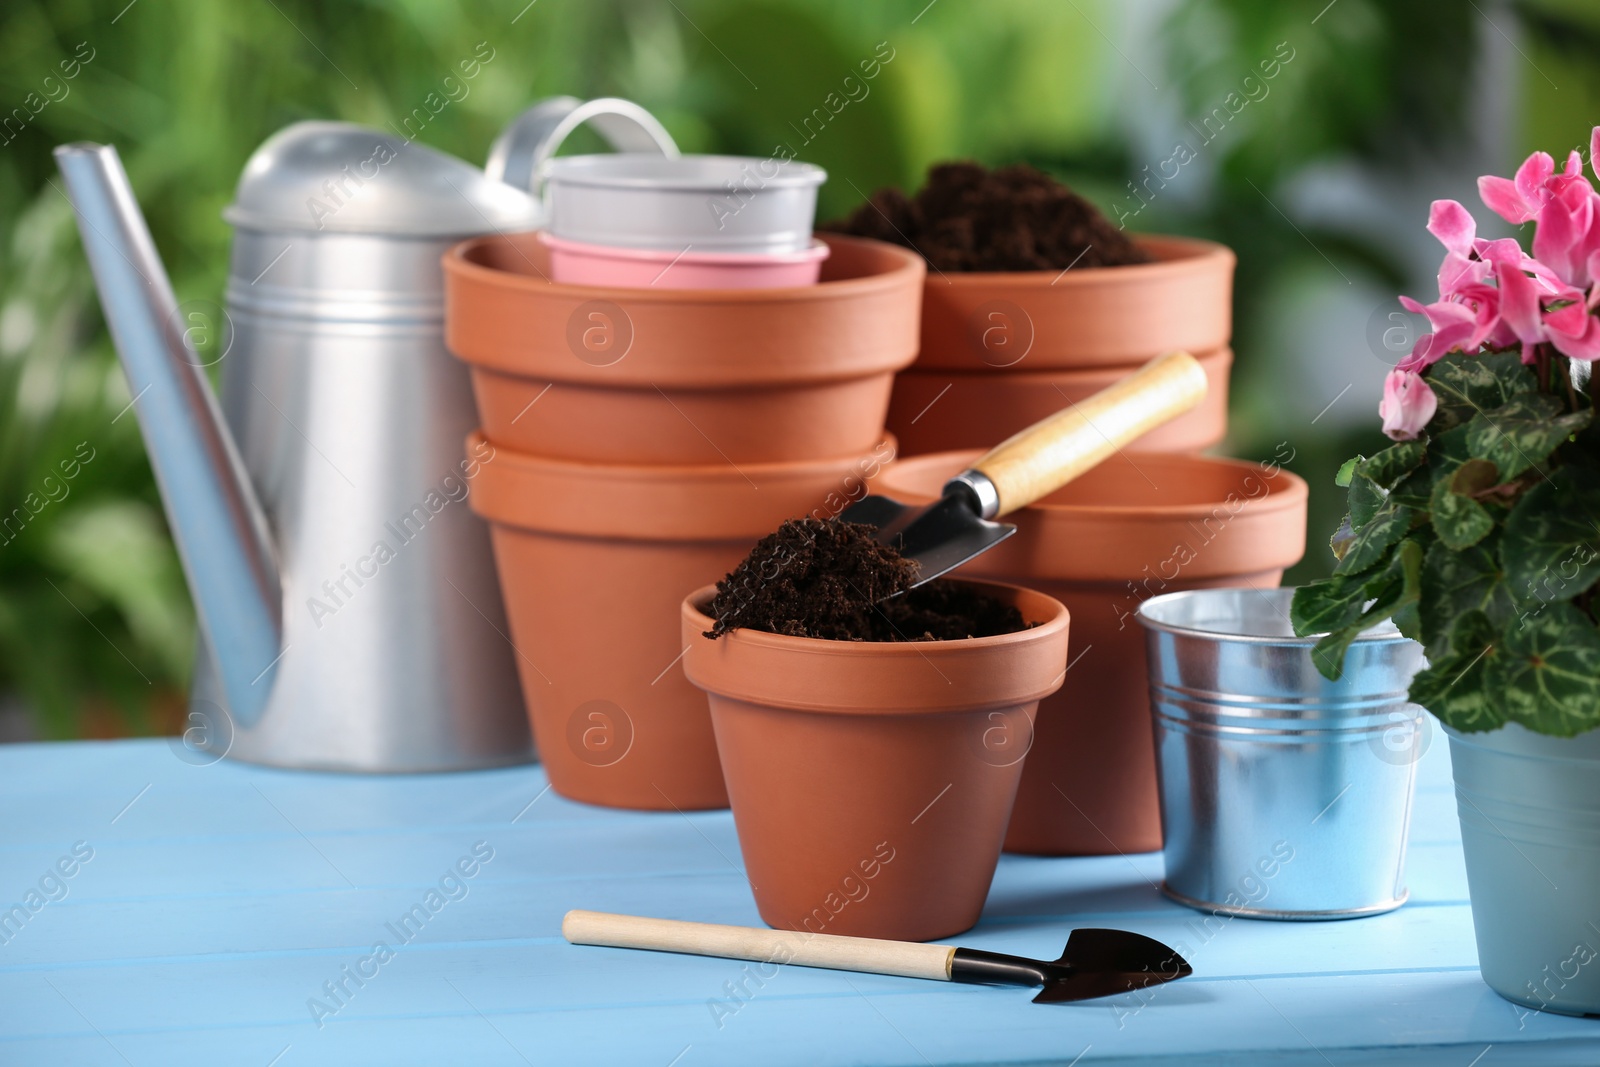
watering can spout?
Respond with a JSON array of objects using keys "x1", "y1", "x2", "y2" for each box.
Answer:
[{"x1": 54, "y1": 142, "x2": 283, "y2": 723}]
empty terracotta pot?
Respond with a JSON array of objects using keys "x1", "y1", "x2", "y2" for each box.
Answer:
[
  {"x1": 682, "y1": 580, "x2": 1071, "y2": 942},
  {"x1": 913, "y1": 235, "x2": 1234, "y2": 371},
  {"x1": 877, "y1": 450, "x2": 1307, "y2": 856},
  {"x1": 886, "y1": 347, "x2": 1232, "y2": 457},
  {"x1": 468, "y1": 431, "x2": 898, "y2": 811},
  {"x1": 444, "y1": 233, "x2": 923, "y2": 464}
]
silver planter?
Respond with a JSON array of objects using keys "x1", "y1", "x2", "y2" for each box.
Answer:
[
  {"x1": 1138, "y1": 588, "x2": 1425, "y2": 919},
  {"x1": 1447, "y1": 722, "x2": 1600, "y2": 1017}
]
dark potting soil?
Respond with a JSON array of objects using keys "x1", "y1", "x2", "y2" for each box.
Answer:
[
  {"x1": 819, "y1": 161, "x2": 1151, "y2": 272},
  {"x1": 703, "y1": 518, "x2": 1028, "y2": 642}
]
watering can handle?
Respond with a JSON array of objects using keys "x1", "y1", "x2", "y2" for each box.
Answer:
[{"x1": 487, "y1": 96, "x2": 678, "y2": 195}]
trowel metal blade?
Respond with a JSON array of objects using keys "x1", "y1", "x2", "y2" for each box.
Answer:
[
  {"x1": 836, "y1": 492, "x2": 1015, "y2": 588},
  {"x1": 1031, "y1": 928, "x2": 1193, "y2": 1004},
  {"x1": 1032, "y1": 970, "x2": 1162, "y2": 1004}
]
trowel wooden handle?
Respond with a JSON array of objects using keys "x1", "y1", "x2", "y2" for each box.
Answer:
[
  {"x1": 968, "y1": 350, "x2": 1208, "y2": 517},
  {"x1": 563, "y1": 910, "x2": 955, "y2": 981}
]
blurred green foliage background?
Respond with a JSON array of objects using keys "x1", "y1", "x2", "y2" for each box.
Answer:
[{"x1": 0, "y1": 0, "x2": 1597, "y2": 738}]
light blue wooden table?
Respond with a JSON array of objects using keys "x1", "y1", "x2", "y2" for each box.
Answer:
[{"x1": 2, "y1": 731, "x2": 1596, "y2": 1066}]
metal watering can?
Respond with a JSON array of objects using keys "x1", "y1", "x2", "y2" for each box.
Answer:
[{"x1": 54, "y1": 97, "x2": 676, "y2": 772}]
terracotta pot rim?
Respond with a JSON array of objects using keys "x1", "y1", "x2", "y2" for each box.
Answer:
[
  {"x1": 886, "y1": 450, "x2": 1307, "y2": 520},
  {"x1": 468, "y1": 431, "x2": 896, "y2": 540},
  {"x1": 682, "y1": 578, "x2": 1070, "y2": 714},
  {"x1": 445, "y1": 232, "x2": 924, "y2": 304},
  {"x1": 470, "y1": 430, "x2": 893, "y2": 484},
  {"x1": 918, "y1": 234, "x2": 1234, "y2": 287},
  {"x1": 894, "y1": 347, "x2": 1232, "y2": 380}
]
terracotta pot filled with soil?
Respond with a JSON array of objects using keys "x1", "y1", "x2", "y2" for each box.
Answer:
[
  {"x1": 683, "y1": 521, "x2": 1071, "y2": 941},
  {"x1": 886, "y1": 347, "x2": 1232, "y2": 457},
  {"x1": 444, "y1": 233, "x2": 923, "y2": 465},
  {"x1": 876, "y1": 449, "x2": 1307, "y2": 856},
  {"x1": 467, "y1": 433, "x2": 897, "y2": 811},
  {"x1": 824, "y1": 163, "x2": 1235, "y2": 457},
  {"x1": 903, "y1": 234, "x2": 1233, "y2": 372}
]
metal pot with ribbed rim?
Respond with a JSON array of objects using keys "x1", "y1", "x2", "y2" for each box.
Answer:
[
  {"x1": 1137, "y1": 587, "x2": 1425, "y2": 919},
  {"x1": 55, "y1": 98, "x2": 676, "y2": 771}
]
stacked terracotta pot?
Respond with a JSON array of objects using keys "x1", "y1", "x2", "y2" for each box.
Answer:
[
  {"x1": 878, "y1": 236, "x2": 1310, "y2": 858},
  {"x1": 885, "y1": 236, "x2": 1235, "y2": 456},
  {"x1": 444, "y1": 232, "x2": 924, "y2": 811}
]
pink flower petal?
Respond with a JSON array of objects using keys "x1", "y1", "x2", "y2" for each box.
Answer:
[
  {"x1": 1548, "y1": 309, "x2": 1600, "y2": 362},
  {"x1": 1427, "y1": 199, "x2": 1477, "y2": 256},
  {"x1": 1592, "y1": 127, "x2": 1600, "y2": 184},
  {"x1": 1533, "y1": 197, "x2": 1585, "y2": 286},
  {"x1": 1475, "y1": 237, "x2": 1525, "y2": 266},
  {"x1": 1496, "y1": 259, "x2": 1547, "y2": 343},
  {"x1": 1478, "y1": 175, "x2": 1534, "y2": 223},
  {"x1": 1516, "y1": 151, "x2": 1556, "y2": 201},
  {"x1": 1379, "y1": 370, "x2": 1437, "y2": 441}
]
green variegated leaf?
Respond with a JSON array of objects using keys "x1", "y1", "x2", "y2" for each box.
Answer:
[
  {"x1": 1310, "y1": 539, "x2": 1423, "y2": 680},
  {"x1": 1425, "y1": 350, "x2": 1534, "y2": 431},
  {"x1": 1419, "y1": 537, "x2": 1514, "y2": 657},
  {"x1": 1389, "y1": 468, "x2": 1432, "y2": 510},
  {"x1": 1292, "y1": 565, "x2": 1380, "y2": 637},
  {"x1": 1392, "y1": 601, "x2": 1422, "y2": 642},
  {"x1": 1333, "y1": 501, "x2": 1411, "y2": 575},
  {"x1": 1429, "y1": 474, "x2": 1494, "y2": 550},
  {"x1": 1465, "y1": 394, "x2": 1591, "y2": 480},
  {"x1": 1427, "y1": 422, "x2": 1474, "y2": 473},
  {"x1": 1335, "y1": 456, "x2": 1360, "y2": 488},
  {"x1": 1356, "y1": 440, "x2": 1427, "y2": 489},
  {"x1": 1408, "y1": 610, "x2": 1504, "y2": 733},
  {"x1": 1490, "y1": 603, "x2": 1600, "y2": 737},
  {"x1": 1349, "y1": 472, "x2": 1385, "y2": 528},
  {"x1": 1501, "y1": 468, "x2": 1600, "y2": 608}
]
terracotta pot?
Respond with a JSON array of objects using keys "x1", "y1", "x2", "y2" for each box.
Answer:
[
  {"x1": 468, "y1": 431, "x2": 898, "y2": 811},
  {"x1": 682, "y1": 579, "x2": 1071, "y2": 942},
  {"x1": 444, "y1": 233, "x2": 923, "y2": 464},
  {"x1": 540, "y1": 233, "x2": 829, "y2": 290},
  {"x1": 886, "y1": 347, "x2": 1232, "y2": 457},
  {"x1": 914, "y1": 235, "x2": 1234, "y2": 371},
  {"x1": 877, "y1": 450, "x2": 1307, "y2": 856}
]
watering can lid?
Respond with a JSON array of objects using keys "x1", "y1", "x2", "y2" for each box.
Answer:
[{"x1": 223, "y1": 121, "x2": 541, "y2": 238}]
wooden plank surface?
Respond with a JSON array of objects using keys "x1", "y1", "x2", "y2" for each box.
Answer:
[{"x1": 0, "y1": 734, "x2": 1596, "y2": 1065}]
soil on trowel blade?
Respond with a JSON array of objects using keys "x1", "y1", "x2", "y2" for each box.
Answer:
[
  {"x1": 820, "y1": 160, "x2": 1150, "y2": 272},
  {"x1": 703, "y1": 517, "x2": 1027, "y2": 642}
]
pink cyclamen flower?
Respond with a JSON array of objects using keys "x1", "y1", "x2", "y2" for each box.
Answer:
[
  {"x1": 1478, "y1": 151, "x2": 1558, "y2": 224},
  {"x1": 1398, "y1": 295, "x2": 1476, "y2": 370},
  {"x1": 1545, "y1": 295, "x2": 1600, "y2": 361},
  {"x1": 1379, "y1": 369, "x2": 1437, "y2": 440},
  {"x1": 1478, "y1": 139, "x2": 1600, "y2": 290}
]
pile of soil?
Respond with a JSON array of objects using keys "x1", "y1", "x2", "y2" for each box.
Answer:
[
  {"x1": 703, "y1": 518, "x2": 1027, "y2": 642},
  {"x1": 820, "y1": 161, "x2": 1150, "y2": 272}
]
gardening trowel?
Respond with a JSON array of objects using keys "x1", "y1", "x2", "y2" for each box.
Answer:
[
  {"x1": 564, "y1": 910, "x2": 1192, "y2": 1003},
  {"x1": 843, "y1": 350, "x2": 1208, "y2": 585}
]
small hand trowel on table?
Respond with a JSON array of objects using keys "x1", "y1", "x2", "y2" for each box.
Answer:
[
  {"x1": 564, "y1": 910, "x2": 1191, "y2": 1003},
  {"x1": 843, "y1": 350, "x2": 1209, "y2": 584}
]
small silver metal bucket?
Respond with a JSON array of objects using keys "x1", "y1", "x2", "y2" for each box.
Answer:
[{"x1": 1138, "y1": 588, "x2": 1426, "y2": 919}]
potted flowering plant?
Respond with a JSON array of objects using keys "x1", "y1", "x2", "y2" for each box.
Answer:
[{"x1": 1292, "y1": 130, "x2": 1600, "y2": 1017}]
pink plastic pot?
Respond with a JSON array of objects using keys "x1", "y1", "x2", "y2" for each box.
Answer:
[{"x1": 539, "y1": 232, "x2": 830, "y2": 290}]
